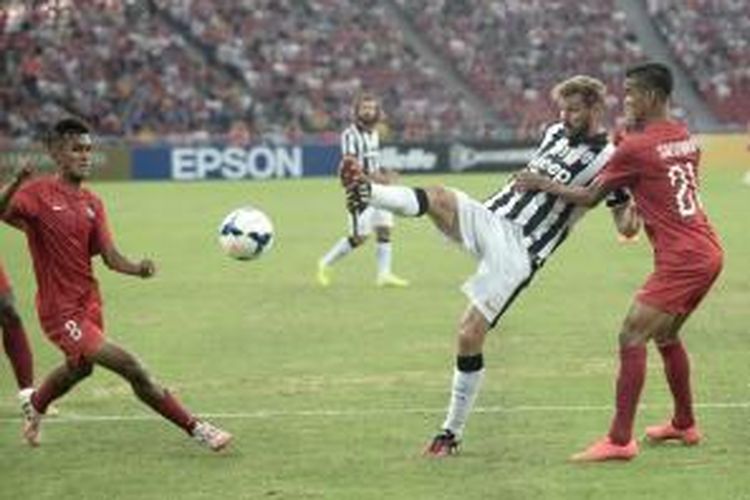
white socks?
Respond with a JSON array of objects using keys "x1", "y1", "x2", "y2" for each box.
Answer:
[
  {"x1": 442, "y1": 368, "x2": 485, "y2": 438},
  {"x1": 320, "y1": 237, "x2": 353, "y2": 267},
  {"x1": 371, "y1": 184, "x2": 421, "y2": 216},
  {"x1": 376, "y1": 241, "x2": 392, "y2": 277}
]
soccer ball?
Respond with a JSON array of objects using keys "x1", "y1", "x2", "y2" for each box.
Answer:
[{"x1": 218, "y1": 207, "x2": 274, "y2": 260}]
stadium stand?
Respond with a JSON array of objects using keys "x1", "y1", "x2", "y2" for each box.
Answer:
[
  {"x1": 648, "y1": 0, "x2": 750, "y2": 125},
  {"x1": 395, "y1": 0, "x2": 645, "y2": 138},
  {"x1": 0, "y1": 0, "x2": 745, "y2": 143},
  {"x1": 1, "y1": 1, "x2": 249, "y2": 144},
  {"x1": 152, "y1": 0, "x2": 489, "y2": 141}
]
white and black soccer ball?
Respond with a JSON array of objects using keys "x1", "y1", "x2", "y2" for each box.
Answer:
[{"x1": 218, "y1": 207, "x2": 274, "y2": 260}]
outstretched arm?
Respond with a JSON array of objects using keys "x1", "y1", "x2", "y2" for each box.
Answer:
[
  {"x1": 513, "y1": 171, "x2": 610, "y2": 208},
  {"x1": 0, "y1": 165, "x2": 33, "y2": 218},
  {"x1": 101, "y1": 244, "x2": 156, "y2": 278}
]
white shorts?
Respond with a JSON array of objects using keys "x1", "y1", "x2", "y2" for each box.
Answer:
[
  {"x1": 453, "y1": 190, "x2": 535, "y2": 327},
  {"x1": 348, "y1": 206, "x2": 394, "y2": 238}
]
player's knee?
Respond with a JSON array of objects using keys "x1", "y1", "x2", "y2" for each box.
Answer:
[
  {"x1": 73, "y1": 362, "x2": 94, "y2": 381},
  {"x1": 425, "y1": 186, "x2": 458, "y2": 231},
  {"x1": 375, "y1": 228, "x2": 390, "y2": 243},
  {"x1": 426, "y1": 186, "x2": 451, "y2": 211},
  {"x1": 348, "y1": 235, "x2": 366, "y2": 248},
  {"x1": 618, "y1": 329, "x2": 647, "y2": 347}
]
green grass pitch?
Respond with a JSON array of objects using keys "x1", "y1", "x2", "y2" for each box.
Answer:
[{"x1": 1, "y1": 167, "x2": 748, "y2": 499}]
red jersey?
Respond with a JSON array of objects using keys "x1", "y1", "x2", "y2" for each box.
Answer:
[
  {"x1": 598, "y1": 120, "x2": 722, "y2": 269},
  {"x1": 2, "y1": 175, "x2": 113, "y2": 322}
]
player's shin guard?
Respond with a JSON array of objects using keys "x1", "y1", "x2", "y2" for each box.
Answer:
[
  {"x1": 370, "y1": 185, "x2": 428, "y2": 216},
  {"x1": 2, "y1": 319, "x2": 34, "y2": 389},
  {"x1": 608, "y1": 345, "x2": 647, "y2": 445},
  {"x1": 441, "y1": 354, "x2": 484, "y2": 438},
  {"x1": 658, "y1": 341, "x2": 694, "y2": 429}
]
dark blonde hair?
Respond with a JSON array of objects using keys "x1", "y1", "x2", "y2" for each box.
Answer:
[
  {"x1": 551, "y1": 75, "x2": 606, "y2": 108},
  {"x1": 352, "y1": 92, "x2": 381, "y2": 121}
]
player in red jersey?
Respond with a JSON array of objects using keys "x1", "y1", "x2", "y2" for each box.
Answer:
[
  {"x1": 0, "y1": 257, "x2": 35, "y2": 400},
  {"x1": 515, "y1": 62, "x2": 723, "y2": 462},
  {"x1": 0, "y1": 119, "x2": 231, "y2": 451}
]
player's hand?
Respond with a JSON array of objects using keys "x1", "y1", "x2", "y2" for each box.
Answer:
[
  {"x1": 338, "y1": 156, "x2": 363, "y2": 188},
  {"x1": 138, "y1": 259, "x2": 156, "y2": 279},
  {"x1": 513, "y1": 171, "x2": 548, "y2": 192},
  {"x1": 14, "y1": 163, "x2": 34, "y2": 184}
]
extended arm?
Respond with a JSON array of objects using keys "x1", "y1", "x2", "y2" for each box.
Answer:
[
  {"x1": 513, "y1": 171, "x2": 610, "y2": 208},
  {"x1": 101, "y1": 244, "x2": 156, "y2": 278},
  {"x1": 0, "y1": 165, "x2": 33, "y2": 218}
]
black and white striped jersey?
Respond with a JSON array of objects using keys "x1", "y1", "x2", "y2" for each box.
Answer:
[
  {"x1": 485, "y1": 122, "x2": 618, "y2": 263},
  {"x1": 341, "y1": 124, "x2": 381, "y2": 175}
]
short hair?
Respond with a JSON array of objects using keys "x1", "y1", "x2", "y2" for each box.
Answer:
[
  {"x1": 625, "y1": 62, "x2": 673, "y2": 100},
  {"x1": 47, "y1": 118, "x2": 90, "y2": 148},
  {"x1": 551, "y1": 75, "x2": 606, "y2": 108}
]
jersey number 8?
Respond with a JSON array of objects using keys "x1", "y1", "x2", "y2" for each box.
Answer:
[{"x1": 64, "y1": 320, "x2": 83, "y2": 342}]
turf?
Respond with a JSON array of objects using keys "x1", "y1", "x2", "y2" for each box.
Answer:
[{"x1": 1, "y1": 167, "x2": 748, "y2": 499}]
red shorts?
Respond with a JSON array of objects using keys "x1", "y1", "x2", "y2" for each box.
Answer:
[
  {"x1": 637, "y1": 254, "x2": 723, "y2": 315},
  {"x1": 41, "y1": 301, "x2": 105, "y2": 367},
  {"x1": 0, "y1": 262, "x2": 11, "y2": 295}
]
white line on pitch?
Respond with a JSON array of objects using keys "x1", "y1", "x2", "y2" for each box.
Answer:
[{"x1": 0, "y1": 401, "x2": 748, "y2": 425}]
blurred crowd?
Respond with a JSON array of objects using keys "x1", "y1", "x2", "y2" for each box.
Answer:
[
  {"x1": 1, "y1": 0, "x2": 250, "y2": 146},
  {"x1": 649, "y1": 0, "x2": 749, "y2": 125},
  {"x1": 154, "y1": 0, "x2": 488, "y2": 142},
  {"x1": 396, "y1": 0, "x2": 643, "y2": 138},
  {"x1": 0, "y1": 0, "x2": 746, "y2": 146}
]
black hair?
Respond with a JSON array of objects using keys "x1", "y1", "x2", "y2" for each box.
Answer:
[
  {"x1": 47, "y1": 118, "x2": 90, "y2": 149},
  {"x1": 52, "y1": 118, "x2": 90, "y2": 136},
  {"x1": 625, "y1": 62, "x2": 673, "y2": 100}
]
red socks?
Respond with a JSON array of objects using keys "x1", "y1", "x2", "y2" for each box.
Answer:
[
  {"x1": 31, "y1": 378, "x2": 57, "y2": 414},
  {"x1": 658, "y1": 341, "x2": 694, "y2": 429},
  {"x1": 608, "y1": 344, "x2": 647, "y2": 445},
  {"x1": 155, "y1": 390, "x2": 197, "y2": 434},
  {"x1": 2, "y1": 320, "x2": 34, "y2": 389}
]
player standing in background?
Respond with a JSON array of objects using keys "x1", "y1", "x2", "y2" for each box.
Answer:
[
  {"x1": 515, "y1": 63, "x2": 723, "y2": 462},
  {"x1": 317, "y1": 93, "x2": 409, "y2": 288},
  {"x1": 0, "y1": 119, "x2": 232, "y2": 451},
  {"x1": 342, "y1": 76, "x2": 640, "y2": 456}
]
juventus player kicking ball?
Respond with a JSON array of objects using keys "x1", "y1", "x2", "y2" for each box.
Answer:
[
  {"x1": 342, "y1": 76, "x2": 639, "y2": 456},
  {"x1": 0, "y1": 119, "x2": 232, "y2": 451},
  {"x1": 516, "y1": 63, "x2": 723, "y2": 462}
]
